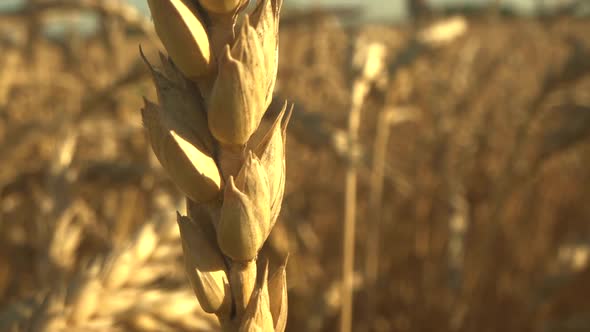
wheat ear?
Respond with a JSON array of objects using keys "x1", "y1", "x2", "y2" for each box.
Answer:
[{"x1": 141, "y1": 0, "x2": 289, "y2": 330}]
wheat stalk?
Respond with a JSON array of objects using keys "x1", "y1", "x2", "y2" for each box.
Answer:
[
  {"x1": 141, "y1": 1, "x2": 289, "y2": 330},
  {"x1": 340, "y1": 39, "x2": 386, "y2": 332}
]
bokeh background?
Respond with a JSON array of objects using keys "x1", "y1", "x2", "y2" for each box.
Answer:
[{"x1": 0, "y1": 0, "x2": 589, "y2": 331}]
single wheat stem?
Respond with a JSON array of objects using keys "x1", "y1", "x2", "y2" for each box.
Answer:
[
  {"x1": 340, "y1": 80, "x2": 365, "y2": 332},
  {"x1": 142, "y1": 1, "x2": 289, "y2": 330},
  {"x1": 340, "y1": 39, "x2": 386, "y2": 332}
]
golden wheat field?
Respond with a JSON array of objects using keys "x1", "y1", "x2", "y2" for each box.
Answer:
[{"x1": 0, "y1": 1, "x2": 590, "y2": 331}]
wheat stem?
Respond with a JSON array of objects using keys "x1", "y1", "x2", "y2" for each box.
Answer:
[{"x1": 340, "y1": 39, "x2": 386, "y2": 332}]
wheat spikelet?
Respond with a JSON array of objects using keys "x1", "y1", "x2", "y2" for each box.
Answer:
[{"x1": 142, "y1": 0, "x2": 289, "y2": 330}]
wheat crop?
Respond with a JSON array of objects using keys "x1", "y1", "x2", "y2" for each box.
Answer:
[
  {"x1": 0, "y1": 211, "x2": 219, "y2": 332},
  {"x1": 141, "y1": 0, "x2": 289, "y2": 331}
]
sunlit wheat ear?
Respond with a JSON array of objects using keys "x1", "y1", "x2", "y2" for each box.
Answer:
[{"x1": 143, "y1": 0, "x2": 289, "y2": 330}]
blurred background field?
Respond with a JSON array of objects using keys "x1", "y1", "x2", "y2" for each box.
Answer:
[{"x1": 1, "y1": 0, "x2": 590, "y2": 331}]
